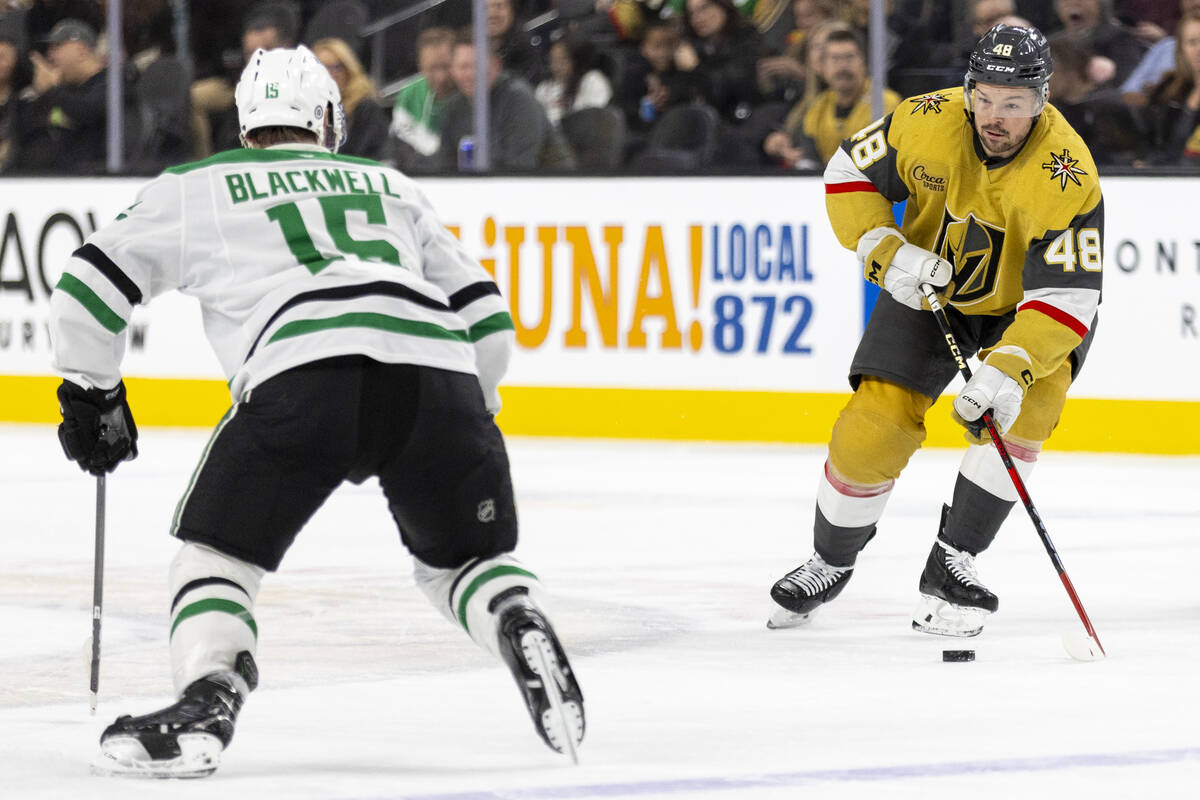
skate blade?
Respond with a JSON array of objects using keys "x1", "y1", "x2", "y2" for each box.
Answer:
[
  {"x1": 911, "y1": 594, "x2": 988, "y2": 638},
  {"x1": 766, "y1": 605, "x2": 818, "y2": 629},
  {"x1": 1062, "y1": 631, "x2": 1106, "y2": 662},
  {"x1": 521, "y1": 630, "x2": 584, "y2": 763},
  {"x1": 91, "y1": 733, "x2": 222, "y2": 779}
]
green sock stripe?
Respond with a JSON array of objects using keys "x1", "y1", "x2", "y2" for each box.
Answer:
[
  {"x1": 55, "y1": 273, "x2": 126, "y2": 333},
  {"x1": 170, "y1": 598, "x2": 258, "y2": 640},
  {"x1": 456, "y1": 566, "x2": 538, "y2": 632}
]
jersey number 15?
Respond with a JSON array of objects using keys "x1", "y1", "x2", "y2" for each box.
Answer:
[{"x1": 266, "y1": 194, "x2": 402, "y2": 274}]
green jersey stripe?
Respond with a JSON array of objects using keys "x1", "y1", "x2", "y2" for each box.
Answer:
[
  {"x1": 468, "y1": 312, "x2": 515, "y2": 341},
  {"x1": 171, "y1": 598, "x2": 258, "y2": 640},
  {"x1": 55, "y1": 273, "x2": 127, "y2": 333},
  {"x1": 456, "y1": 565, "x2": 538, "y2": 631},
  {"x1": 266, "y1": 312, "x2": 473, "y2": 345}
]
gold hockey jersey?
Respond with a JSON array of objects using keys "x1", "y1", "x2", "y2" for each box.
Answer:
[{"x1": 823, "y1": 87, "x2": 1103, "y2": 386}]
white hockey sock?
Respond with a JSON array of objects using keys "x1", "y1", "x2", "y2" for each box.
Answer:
[
  {"x1": 958, "y1": 440, "x2": 1038, "y2": 503},
  {"x1": 168, "y1": 542, "x2": 264, "y2": 694},
  {"x1": 414, "y1": 555, "x2": 546, "y2": 659},
  {"x1": 817, "y1": 460, "x2": 893, "y2": 529}
]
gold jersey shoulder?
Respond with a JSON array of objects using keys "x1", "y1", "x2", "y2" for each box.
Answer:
[{"x1": 884, "y1": 86, "x2": 1100, "y2": 236}]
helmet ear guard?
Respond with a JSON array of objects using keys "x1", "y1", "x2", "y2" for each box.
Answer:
[
  {"x1": 963, "y1": 23, "x2": 1052, "y2": 119},
  {"x1": 235, "y1": 45, "x2": 347, "y2": 152}
]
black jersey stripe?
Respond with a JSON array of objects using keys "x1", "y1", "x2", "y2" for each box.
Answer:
[
  {"x1": 243, "y1": 281, "x2": 451, "y2": 363},
  {"x1": 170, "y1": 577, "x2": 250, "y2": 614},
  {"x1": 72, "y1": 243, "x2": 143, "y2": 305},
  {"x1": 447, "y1": 281, "x2": 501, "y2": 311}
]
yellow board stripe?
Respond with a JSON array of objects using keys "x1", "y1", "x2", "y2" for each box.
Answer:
[{"x1": 6, "y1": 375, "x2": 1196, "y2": 454}]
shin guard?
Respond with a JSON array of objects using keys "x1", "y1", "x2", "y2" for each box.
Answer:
[
  {"x1": 949, "y1": 440, "x2": 1038, "y2": 554},
  {"x1": 168, "y1": 543, "x2": 264, "y2": 693},
  {"x1": 414, "y1": 554, "x2": 547, "y2": 658}
]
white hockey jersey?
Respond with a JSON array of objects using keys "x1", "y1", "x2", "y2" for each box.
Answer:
[{"x1": 50, "y1": 144, "x2": 514, "y2": 404}]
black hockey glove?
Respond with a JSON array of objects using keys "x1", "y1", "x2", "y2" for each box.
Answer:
[{"x1": 57, "y1": 380, "x2": 139, "y2": 475}]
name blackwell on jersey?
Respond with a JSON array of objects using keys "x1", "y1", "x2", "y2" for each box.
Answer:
[{"x1": 224, "y1": 166, "x2": 403, "y2": 205}]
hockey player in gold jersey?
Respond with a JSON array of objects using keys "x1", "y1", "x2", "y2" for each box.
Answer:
[{"x1": 768, "y1": 24, "x2": 1102, "y2": 636}]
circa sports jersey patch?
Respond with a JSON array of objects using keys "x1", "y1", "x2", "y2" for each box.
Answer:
[
  {"x1": 1042, "y1": 149, "x2": 1087, "y2": 190},
  {"x1": 908, "y1": 93, "x2": 949, "y2": 115},
  {"x1": 911, "y1": 164, "x2": 947, "y2": 191}
]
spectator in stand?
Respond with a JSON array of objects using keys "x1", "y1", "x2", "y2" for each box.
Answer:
[
  {"x1": 677, "y1": 0, "x2": 765, "y2": 123},
  {"x1": 390, "y1": 27, "x2": 455, "y2": 173},
  {"x1": 574, "y1": 0, "x2": 676, "y2": 45},
  {"x1": 1121, "y1": 0, "x2": 1200, "y2": 108},
  {"x1": 750, "y1": 0, "x2": 798, "y2": 54},
  {"x1": 0, "y1": 35, "x2": 24, "y2": 172},
  {"x1": 487, "y1": 0, "x2": 542, "y2": 86},
  {"x1": 1116, "y1": 0, "x2": 1181, "y2": 45},
  {"x1": 843, "y1": 0, "x2": 932, "y2": 84},
  {"x1": 1139, "y1": 15, "x2": 1200, "y2": 165},
  {"x1": 761, "y1": 26, "x2": 899, "y2": 168},
  {"x1": 784, "y1": 0, "x2": 839, "y2": 48},
  {"x1": 613, "y1": 18, "x2": 698, "y2": 138},
  {"x1": 974, "y1": 0, "x2": 1019, "y2": 37},
  {"x1": 1049, "y1": 37, "x2": 1141, "y2": 163},
  {"x1": 190, "y1": 1, "x2": 298, "y2": 157},
  {"x1": 23, "y1": 0, "x2": 102, "y2": 49},
  {"x1": 756, "y1": 0, "x2": 836, "y2": 105},
  {"x1": 437, "y1": 32, "x2": 572, "y2": 172},
  {"x1": 1013, "y1": 0, "x2": 1060, "y2": 33},
  {"x1": 311, "y1": 37, "x2": 389, "y2": 160},
  {"x1": 186, "y1": 0, "x2": 245, "y2": 96},
  {"x1": 20, "y1": 18, "x2": 132, "y2": 172},
  {"x1": 534, "y1": 33, "x2": 612, "y2": 126},
  {"x1": 1051, "y1": 0, "x2": 1147, "y2": 89},
  {"x1": 123, "y1": 0, "x2": 175, "y2": 70}
]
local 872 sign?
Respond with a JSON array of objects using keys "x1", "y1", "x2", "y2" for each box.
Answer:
[{"x1": 427, "y1": 177, "x2": 865, "y2": 393}]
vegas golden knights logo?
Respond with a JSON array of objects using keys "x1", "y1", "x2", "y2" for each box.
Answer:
[{"x1": 932, "y1": 210, "x2": 1004, "y2": 303}]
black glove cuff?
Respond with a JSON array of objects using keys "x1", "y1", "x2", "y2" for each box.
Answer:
[{"x1": 58, "y1": 380, "x2": 126, "y2": 413}]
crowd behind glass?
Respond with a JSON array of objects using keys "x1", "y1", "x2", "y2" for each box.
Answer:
[{"x1": 0, "y1": 0, "x2": 1196, "y2": 175}]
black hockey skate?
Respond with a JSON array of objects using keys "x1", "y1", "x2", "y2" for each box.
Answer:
[
  {"x1": 912, "y1": 506, "x2": 999, "y2": 637},
  {"x1": 494, "y1": 590, "x2": 585, "y2": 761},
  {"x1": 93, "y1": 652, "x2": 257, "y2": 778},
  {"x1": 767, "y1": 553, "x2": 853, "y2": 629}
]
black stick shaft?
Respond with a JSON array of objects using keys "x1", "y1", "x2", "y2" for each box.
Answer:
[
  {"x1": 919, "y1": 284, "x2": 1105, "y2": 654},
  {"x1": 91, "y1": 474, "x2": 106, "y2": 713}
]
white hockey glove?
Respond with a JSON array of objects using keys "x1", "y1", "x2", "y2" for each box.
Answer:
[
  {"x1": 953, "y1": 364, "x2": 1024, "y2": 439},
  {"x1": 856, "y1": 227, "x2": 952, "y2": 311}
]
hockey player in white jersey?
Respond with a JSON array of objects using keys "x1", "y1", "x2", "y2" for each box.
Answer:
[{"x1": 50, "y1": 45, "x2": 583, "y2": 777}]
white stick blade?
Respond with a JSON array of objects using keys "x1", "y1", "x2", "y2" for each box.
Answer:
[{"x1": 1062, "y1": 631, "x2": 1105, "y2": 662}]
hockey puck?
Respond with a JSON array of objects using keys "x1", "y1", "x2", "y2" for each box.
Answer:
[{"x1": 942, "y1": 649, "x2": 975, "y2": 662}]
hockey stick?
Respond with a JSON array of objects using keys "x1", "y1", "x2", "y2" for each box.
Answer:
[
  {"x1": 919, "y1": 284, "x2": 1106, "y2": 662},
  {"x1": 89, "y1": 474, "x2": 106, "y2": 713}
]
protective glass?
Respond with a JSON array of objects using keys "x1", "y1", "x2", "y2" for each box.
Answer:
[{"x1": 965, "y1": 82, "x2": 1045, "y2": 118}]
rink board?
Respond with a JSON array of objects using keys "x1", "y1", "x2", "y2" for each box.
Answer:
[{"x1": 0, "y1": 175, "x2": 1195, "y2": 453}]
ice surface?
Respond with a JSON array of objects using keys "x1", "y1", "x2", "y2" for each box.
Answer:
[{"x1": 1, "y1": 424, "x2": 1197, "y2": 799}]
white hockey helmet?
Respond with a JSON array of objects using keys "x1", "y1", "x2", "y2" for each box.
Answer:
[{"x1": 235, "y1": 45, "x2": 347, "y2": 151}]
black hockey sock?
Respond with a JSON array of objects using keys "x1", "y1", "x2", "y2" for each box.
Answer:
[
  {"x1": 813, "y1": 507, "x2": 877, "y2": 567},
  {"x1": 943, "y1": 473, "x2": 1016, "y2": 555}
]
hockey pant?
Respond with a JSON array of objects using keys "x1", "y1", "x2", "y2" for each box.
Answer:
[{"x1": 814, "y1": 366, "x2": 1070, "y2": 564}]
